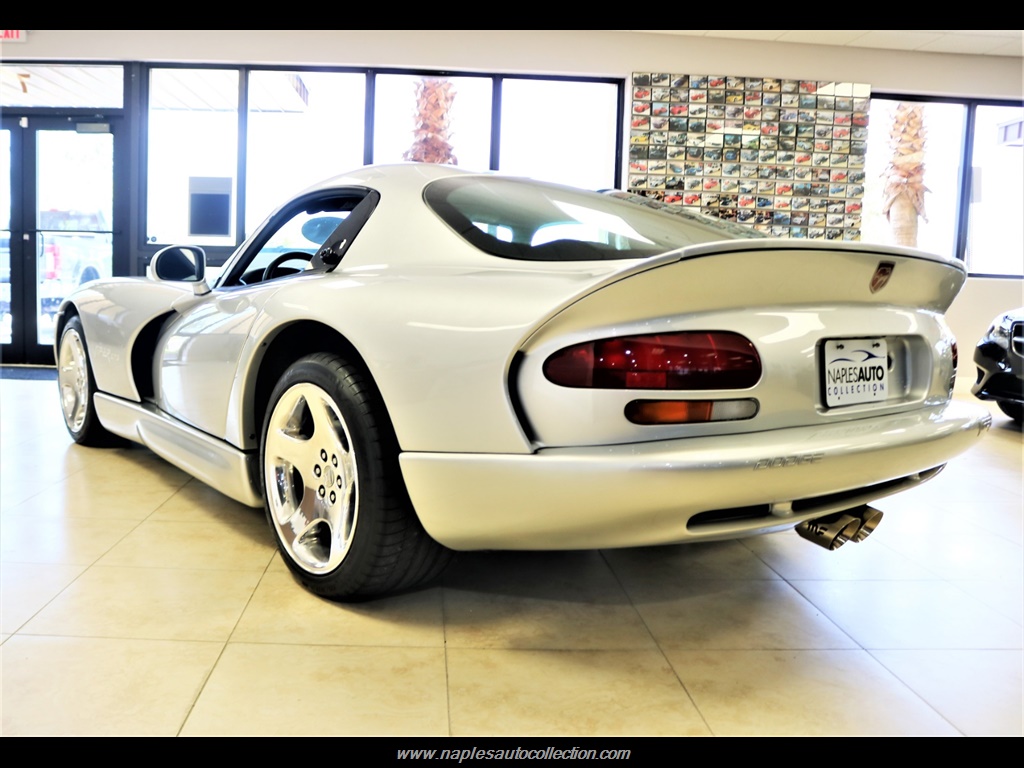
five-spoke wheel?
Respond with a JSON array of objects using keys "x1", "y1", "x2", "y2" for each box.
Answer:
[
  {"x1": 261, "y1": 353, "x2": 450, "y2": 599},
  {"x1": 56, "y1": 315, "x2": 120, "y2": 446},
  {"x1": 264, "y1": 382, "x2": 359, "y2": 573}
]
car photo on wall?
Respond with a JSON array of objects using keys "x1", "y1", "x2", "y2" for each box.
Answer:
[{"x1": 54, "y1": 163, "x2": 991, "y2": 600}]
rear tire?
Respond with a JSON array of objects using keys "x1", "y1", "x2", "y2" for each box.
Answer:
[
  {"x1": 261, "y1": 353, "x2": 451, "y2": 599},
  {"x1": 57, "y1": 315, "x2": 123, "y2": 446}
]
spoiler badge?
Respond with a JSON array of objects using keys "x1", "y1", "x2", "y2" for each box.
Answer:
[{"x1": 870, "y1": 261, "x2": 895, "y2": 293}]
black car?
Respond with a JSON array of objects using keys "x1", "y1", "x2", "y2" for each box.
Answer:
[{"x1": 973, "y1": 308, "x2": 1024, "y2": 425}]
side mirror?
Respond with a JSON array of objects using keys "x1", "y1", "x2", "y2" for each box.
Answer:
[{"x1": 148, "y1": 245, "x2": 210, "y2": 295}]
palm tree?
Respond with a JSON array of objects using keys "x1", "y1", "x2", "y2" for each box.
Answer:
[
  {"x1": 404, "y1": 77, "x2": 458, "y2": 165},
  {"x1": 881, "y1": 102, "x2": 928, "y2": 247}
]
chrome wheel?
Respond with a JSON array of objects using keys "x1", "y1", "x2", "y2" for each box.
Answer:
[
  {"x1": 261, "y1": 353, "x2": 451, "y2": 599},
  {"x1": 264, "y1": 382, "x2": 358, "y2": 574},
  {"x1": 58, "y1": 326, "x2": 90, "y2": 433}
]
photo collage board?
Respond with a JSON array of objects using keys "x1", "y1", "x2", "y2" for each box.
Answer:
[{"x1": 629, "y1": 74, "x2": 871, "y2": 241}]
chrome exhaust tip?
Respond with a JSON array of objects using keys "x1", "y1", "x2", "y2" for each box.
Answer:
[
  {"x1": 851, "y1": 505, "x2": 883, "y2": 543},
  {"x1": 795, "y1": 505, "x2": 884, "y2": 550},
  {"x1": 795, "y1": 513, "x2": 861, "y2": 550}
]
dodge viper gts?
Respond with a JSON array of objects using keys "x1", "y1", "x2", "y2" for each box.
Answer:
[{"x1": 55, "y1": 163, "x2": 990, "y2": 599}]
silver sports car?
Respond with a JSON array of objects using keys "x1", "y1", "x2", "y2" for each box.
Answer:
[{"x1": 55, "y1": 163, "x2": 991, "y2": 599}]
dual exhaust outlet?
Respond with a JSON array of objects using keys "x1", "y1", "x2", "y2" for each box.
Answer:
[{"x1": 795, "y1": 505, "x2": 883, "y2": 551}]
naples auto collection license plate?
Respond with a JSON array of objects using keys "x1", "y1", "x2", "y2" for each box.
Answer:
[{"x1": 823, "y1": 338, "x2": 888, "y2": 407}]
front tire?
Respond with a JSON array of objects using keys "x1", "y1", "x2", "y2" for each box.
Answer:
[
  {"x1": 57, "y1": 315, "x2": 122, "y2": 446},
  {"x1": 997, "y1": 400, "x2": 1023, "y2": 426},
  {"x1": 261, "y1": 353, "x2": 450, "y2": 599}
]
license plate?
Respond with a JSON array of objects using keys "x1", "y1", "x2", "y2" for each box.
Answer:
[{"x1": 823, "y1": 338, "x2": 888, "y2": 407}]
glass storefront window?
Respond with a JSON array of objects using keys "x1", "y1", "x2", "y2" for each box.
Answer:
[
  {"x1": 0, "y1": 64, "x2": 124, "y2": 109},
  {"x1": 500, "y1": 79, "x2": 619, "y2": 191},
  {"x1": 1, "y1": 129, "x2": 10, "y2": 345},
  {"x1": 373, "y1": 74, "x2": 492, "y2": 170},
  {"x1": 246, "y1": 71, "x2": 366, "y2": 233},
  {"x1": 965, "y1": 105, "x2": 1024, "y2": 276},
  {"x1": 35, "y1": 130, "x2": 114, "y2": 345},
  {"x1": 146, "y1": 68, "x2": 239, "y2": 246},
  {"x1": 861, "y1": 99, "x2": 965, "y2": 260}
]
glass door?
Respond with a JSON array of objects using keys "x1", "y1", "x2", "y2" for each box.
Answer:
[{"x1": 1, "y1": 116, "x2": 116, "y2": 364}]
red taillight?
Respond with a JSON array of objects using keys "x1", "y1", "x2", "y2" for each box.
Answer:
[{"x1": 543, "y1": 332, "x2": 761, "y2": 390}]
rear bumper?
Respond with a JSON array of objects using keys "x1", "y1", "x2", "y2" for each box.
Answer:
[{"x1": 400, "y1": 400, "x2": 990, "y2": 550}]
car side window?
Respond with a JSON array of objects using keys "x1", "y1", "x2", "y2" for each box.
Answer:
[
  {"x1": 241, "y1": 210, "x2": 348, "y2": 283},
  {"x1": 218, "y1": 189, "x2": 376, "y2": 287}
]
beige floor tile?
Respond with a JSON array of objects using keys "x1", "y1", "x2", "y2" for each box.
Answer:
[
  {"x1": 265, "y1": 550, "x2": 290, "y2": 572},
  {"x1": 2, "y1": 377, "x2": 1021, "y2": 736},
  {"x1": 792, "y1": 580, "x2": 1024, "y2": 649},
  {"x1": 20, "y1": 566, "x2": 262, "y2": 641},
  {"x1": 442, "y1": 551, "x2": 654, "y2": 650},
  {"x1": 959, "y1": 501, "x2": 1024, "y2": 546},
  {"x1": 0, "y1": 379, "x2": 67, "y2": 437},
  {"x1": 95, "y1": 518, "x2": 276, "y2": 571},
  {"x1": 870, "y1": 649, "x2": 1023, "y2": 736},
  {"x1": 4, "y1": 459, "x2": 186, "y2": 521},
  {"x1": 1, "y1": 635, "x2": 222, "y2": 736},
  {"x1": 0, "y1": 445, "x2": 107, "y2": 510},
  {"x1": 150, "y1": 478, "x2": 266, "y2": 525},
  {"x1": 951, "y1": 578, "x2": 1024, "y2": 625},
  {"x1": 870, "y1": 510, "x2": 1022, "y2": 582},
  {"x1": 180, "y1": 643, "x2": 448, "y2": 735},
  {"x1": 448, "y1": 648, "x2": 709, "y2": 736},
  {"x1": 603, "y1": 539, "x2": 781, "y2": 582},
  {"x1": 0, "y1": 562, "x2": 86, "y2": 634},
  {"x1": 665, "y1": 649, "x2": 959, "y2": 735},
  {"x1": 232, "y1": 570, "x2": 445, "y2": 647},
  {"x1": 626, "y1": 579, "x2": 858, "y2": 650},
  {"x1": 740, "y1": 529, "x2": 938, "y2": 580},
  {"x1": 0, "y1": 515, "x2": 139, "y2": 565}
]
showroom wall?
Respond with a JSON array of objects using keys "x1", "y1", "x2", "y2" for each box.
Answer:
[
  {"x1": 5, "y1": 29, "x2": 1022, "y2": 353},
  {"x1": 6, "y1": 30, "x2": 1022, "y2": 99}
]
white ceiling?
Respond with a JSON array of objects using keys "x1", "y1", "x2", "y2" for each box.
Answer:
[{"x1": 632, "y1": 30, "x2": 1023, "y2": 58}]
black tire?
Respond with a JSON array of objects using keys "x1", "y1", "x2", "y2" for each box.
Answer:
[
  {"x1": 997, "y1": 400, "x2": 1023, "y2": 426},
  {"x1": 261, "y1": 353, "x2": 451, "y2": 600},
  {"x1": 56, "y1": 315, "x2": 123, "y2": 446}
]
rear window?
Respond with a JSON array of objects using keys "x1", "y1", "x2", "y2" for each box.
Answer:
[{"x1": 423, "y1": 176, "x2": 762, "y2": 261}]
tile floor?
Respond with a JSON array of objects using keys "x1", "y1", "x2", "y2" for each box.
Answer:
[{"x1": 1, "y1": 376, "x2": 1021, "y2": 736}]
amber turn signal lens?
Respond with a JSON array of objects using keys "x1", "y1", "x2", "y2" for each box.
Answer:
[
  {"x1": 626, "y1": 400, "x2": 714, "y2": 424},
  {"x1": 625, "y1": 398, "x2": 759, "y2": 425}
]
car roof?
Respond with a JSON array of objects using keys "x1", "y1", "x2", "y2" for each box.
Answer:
[{"x1": 308, "y1": 163, "x2": 476, "y2": 196}]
